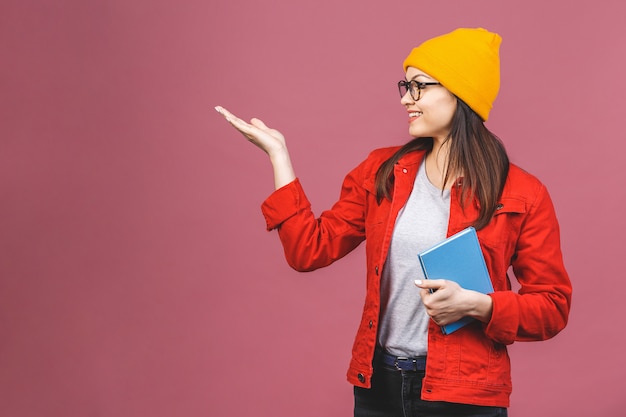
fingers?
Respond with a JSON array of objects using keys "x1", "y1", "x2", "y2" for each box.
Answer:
[
  {"x1": 215, "y1": 106, "x2": 268, "y2": 135},
  {"x1": 414, "y1": 279, "x2": 445, "y2": 290},
  {"x1": 250, "y1": 118, "x2": 268, "y2": 130},
  {"x1": 416, "y1": 279, "x2": 450, "y2": 307},
  {"x1": 215, "y1": 105, "x2": 234, "y2": 121},
  {"x1": 215, "y1": 106, "x2": 249, "y2": 130},
  {"x1": 416, "y1": 280, "x2": 469, "y2": 326},
  {"x1": 216, "y1": 106, "x2": 264, "y2": 128},
  {"x1": 215, "y1": 106, "x2": 263, "y2": 144}
]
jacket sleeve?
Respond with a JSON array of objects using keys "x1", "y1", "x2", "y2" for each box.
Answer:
[
  {"x1": 484, "y1": 184, "x2": 572, "y2": 344},
  {"x1": 260, "y1": 162, "x2": 369, "y2": 272}
]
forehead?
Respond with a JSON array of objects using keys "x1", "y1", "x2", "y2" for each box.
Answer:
[{"x1": 405, "y1": 66, "x2": 436, "y2": 81}]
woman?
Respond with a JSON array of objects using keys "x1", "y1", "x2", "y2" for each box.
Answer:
[{"x1": 215, "y1": 28, "x2": 571, "y2": 417}]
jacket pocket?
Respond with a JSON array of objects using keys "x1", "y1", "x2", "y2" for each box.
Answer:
[{"x1": 477, "y1": 197, "x2": 526, "y2": 249}]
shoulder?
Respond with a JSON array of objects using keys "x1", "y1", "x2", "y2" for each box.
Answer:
[
  {"x1": 505, "y1": 164, "x2": 544, "y2": 191},
  {"x1": 343, "y1": 146, "x2": 405, "y2": 192},
  {"x1": 358, "y1": 145, "x2": 427, "y2": 171},
  {"x1": 501, "y1": 164, "x2": 551, "y2": 208},
  {"x1": 365, "y1": 146, "x2": 402, "y2": 164},
  {"x1": 346, "y1": 146, "x2": 400, "y2": 178}
]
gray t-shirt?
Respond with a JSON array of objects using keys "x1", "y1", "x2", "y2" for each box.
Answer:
[{"x1": 377, "y1": 162, "x2": 451, "y2": 357}]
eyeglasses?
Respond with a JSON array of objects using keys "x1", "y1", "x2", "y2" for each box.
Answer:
[{"x1": 397, "y1": 80, "x2": 441, "y2": 101}]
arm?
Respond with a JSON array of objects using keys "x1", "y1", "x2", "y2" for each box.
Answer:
[
  {"x1": 261, "y1": 164, "x2": 368, "y2": 272},
  {"x1": 216, "y1": 105, "x2": 368, "y2": 271},
  {"x1": 414, "y1": 184, "x2": 571, "y2": 340},
  {"x1": 484, "y1": 184, "x2": 572, "y2": 344}
]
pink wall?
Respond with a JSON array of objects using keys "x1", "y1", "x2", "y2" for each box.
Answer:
[{"x1": 1, "y1": 1, "x2": 624, "y2": 416}]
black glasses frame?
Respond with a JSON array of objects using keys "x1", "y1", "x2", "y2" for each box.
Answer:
[{"x1": 397, "y1": 80, "x2": 441, "y2": 101}]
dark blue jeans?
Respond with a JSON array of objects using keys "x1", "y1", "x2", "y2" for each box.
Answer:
[{"x1": 354, "y1": 352, "x2": 507, "y2": 417}]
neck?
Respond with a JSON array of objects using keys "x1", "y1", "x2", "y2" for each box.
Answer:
[{"x1": 425, "y1": 138, "x2": 456, "y2": 190}]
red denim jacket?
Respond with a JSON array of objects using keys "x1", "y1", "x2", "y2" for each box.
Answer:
[{"x1": 261, "y1": 147, "x2": 572, "y2": 407}]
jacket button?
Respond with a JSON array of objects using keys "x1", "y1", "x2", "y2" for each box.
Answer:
[
  {"x1": 402, "y1": 168, "x2": 408, "y2": 174},
  {"x1": 357, "y1": 373, "x2": 365, "y2": 383},
  {"x1": 375, "y1": 265, "x2": 379, "y2": 275},
  {"x1": 369, "y1": 320, "x2": 373, "y2": 329}
]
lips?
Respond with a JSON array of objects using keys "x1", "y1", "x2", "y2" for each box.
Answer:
[{"x1": 408, "y1": 111, "x2": 423, "y2": 123}]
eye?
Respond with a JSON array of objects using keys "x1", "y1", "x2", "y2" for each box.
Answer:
[{"x1": 407, "y1": 81, "x2": 420, "y2": 91}]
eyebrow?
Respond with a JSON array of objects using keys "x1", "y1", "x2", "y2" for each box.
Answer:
[{"x1": 408, "y1": 74, "x2": 433, "y2": 81}]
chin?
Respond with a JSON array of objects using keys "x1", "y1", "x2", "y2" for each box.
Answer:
[{"x1": 408, "y1": 127, "x2": 426, "y2": 137}]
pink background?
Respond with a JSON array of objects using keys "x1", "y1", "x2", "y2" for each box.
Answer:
[{"x1": 1, "y1": 1, "x2": 624, "y2": 416}]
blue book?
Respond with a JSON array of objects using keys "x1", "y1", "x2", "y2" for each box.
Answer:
[{"x1": 417, "y1": 227, "x2": 494, "y2": 335}]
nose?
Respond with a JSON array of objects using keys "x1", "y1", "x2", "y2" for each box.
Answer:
[{"x1": 400, "y1": 90, "x2": 414, "y2": 106}]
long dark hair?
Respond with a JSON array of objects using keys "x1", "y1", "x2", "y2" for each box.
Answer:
[{"x1": 375, "y1": 98, "x2": 509, "y2": 230}]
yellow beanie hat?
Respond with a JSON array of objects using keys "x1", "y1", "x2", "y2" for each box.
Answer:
[{"x1": 403, "y1": 28, "x2": 502, "y2": 121}]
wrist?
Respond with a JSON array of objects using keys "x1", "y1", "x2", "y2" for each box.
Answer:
[
  {"x1": 468, "y1": 292, "x2": 494, "y2": 323},
  {"x1": 268, "y1": 148, "x2": 296, "y2": 189},
  {"x1": 268, "y1": 146, "x2": 289, "y2": 162}
]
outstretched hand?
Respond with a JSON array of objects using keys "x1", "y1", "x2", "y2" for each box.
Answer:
[
  {"x1": 215, "y1": 106, "x2": 287, "y2": 158},
  {"x1": 215, "y1": 105, "x2": 296, "y2": 189}
]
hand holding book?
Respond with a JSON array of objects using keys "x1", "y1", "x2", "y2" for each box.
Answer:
[
  {"x1": 416, "y1": 227, "x2": 495, "y2": 334},
  {"x1": 414, "y1": 278, "x2": 494, "y2": 330}
]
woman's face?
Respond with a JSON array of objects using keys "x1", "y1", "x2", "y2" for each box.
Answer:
[{"x1": 401, "y1": 67, "x2": 457, "y2": 141}]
